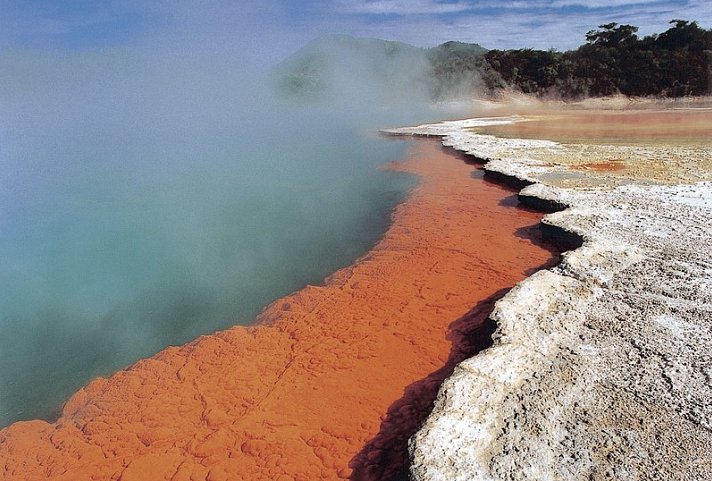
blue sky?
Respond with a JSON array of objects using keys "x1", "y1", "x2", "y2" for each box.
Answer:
[{"x1": 1, "y1": 0, "x2": 710, "y2": 57}]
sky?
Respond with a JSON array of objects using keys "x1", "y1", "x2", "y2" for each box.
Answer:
[{"x1": 0, "y1": 1, "x2": 711, "y2": 61}]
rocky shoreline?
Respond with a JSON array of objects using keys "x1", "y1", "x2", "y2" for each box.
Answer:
[
  {"x1": 384, "y1": 113, "x2": 712, "y2": 480},
  {"x1": 0, "y1": 141, "x2": 556, "y2": 481},
  {"x1": 1, "y1": 110, "x2": 709, "y2": 481}
]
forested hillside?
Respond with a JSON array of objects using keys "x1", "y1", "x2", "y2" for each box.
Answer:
[
  {"x1": 481, "y1": 20, "x2": 711, "y2": 98},
  {"x1": 276, "y1": 20, "x2": 711, "y2": 101}
]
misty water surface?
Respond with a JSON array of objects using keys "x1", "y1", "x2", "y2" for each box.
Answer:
[{"x1": 0, "y1": 37, "x2": 467, "y2": 426}]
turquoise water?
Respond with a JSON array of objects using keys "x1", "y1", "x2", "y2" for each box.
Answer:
[{"x1": 0, "y1": 49, "x2": 456, "y2": 427}]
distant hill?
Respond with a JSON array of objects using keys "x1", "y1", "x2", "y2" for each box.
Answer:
[
  {"x1": 274, "y1": 34, "x2": 490, "y2": 102},
  {"x1": 430, "y1": 41, "x2": 488, "y2": 59},
  {"x1": 276, "y1": 20, "x2": 711, "y2": 101},
  {"x1": 425, "y1": 41, "x2": 496, "y2": 99},
  {"x1": 274, "y1": 35, "x2": 434, "y2": 103}
]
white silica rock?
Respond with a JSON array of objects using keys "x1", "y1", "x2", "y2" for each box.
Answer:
[{"x1": 385, "y1": 118, "x2": 712, "y2": 481}]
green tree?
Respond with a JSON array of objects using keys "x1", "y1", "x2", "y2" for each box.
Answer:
[{"x1": 585, "y1": 23, "x2": 639, "y2": 47}]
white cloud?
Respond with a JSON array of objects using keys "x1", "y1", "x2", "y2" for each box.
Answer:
[
  {"x1": 318, "y1": 0, "x2": 710, "y2": 51},
  {"x1": 3, "y1": 0, "x2": 709, "y2": 59},
  {"x1": 338, "y1": 0, "x2": 473, "y2": 15},
  {"x1": 549, "y1": 0, "x2": 665, "y2": 7}
]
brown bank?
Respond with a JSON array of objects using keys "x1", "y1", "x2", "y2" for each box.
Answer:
[{"x1": 0, "y1": 140, "x2": 558, "y2": 481}]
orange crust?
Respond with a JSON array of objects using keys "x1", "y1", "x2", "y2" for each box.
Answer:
[{"x1": 0, "y1": 141, "x2": 556, "y2": 481}]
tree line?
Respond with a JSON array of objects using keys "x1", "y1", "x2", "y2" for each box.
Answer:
[{"x1": 430, "y1": 20, "x2": 712, "y2": 99}]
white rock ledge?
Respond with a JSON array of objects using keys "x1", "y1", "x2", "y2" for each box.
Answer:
[{"x1": 384, "y1": 119, "x2": 712, "y2": 480}]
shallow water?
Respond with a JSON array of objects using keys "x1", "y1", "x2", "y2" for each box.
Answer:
[
  {"x1": 474, "y1": 109, "x2": 712, "y2": 146},
  {"x1": 0, "y1": 52, "x2": 456, "y2": 427},
  {"x1": 0, "y1": 140, "x2": 559, "y2": 481}
]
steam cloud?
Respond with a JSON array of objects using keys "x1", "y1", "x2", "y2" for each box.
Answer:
[{"x1": 0, "y1": 4, "x2": 467, "y2": 426}]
